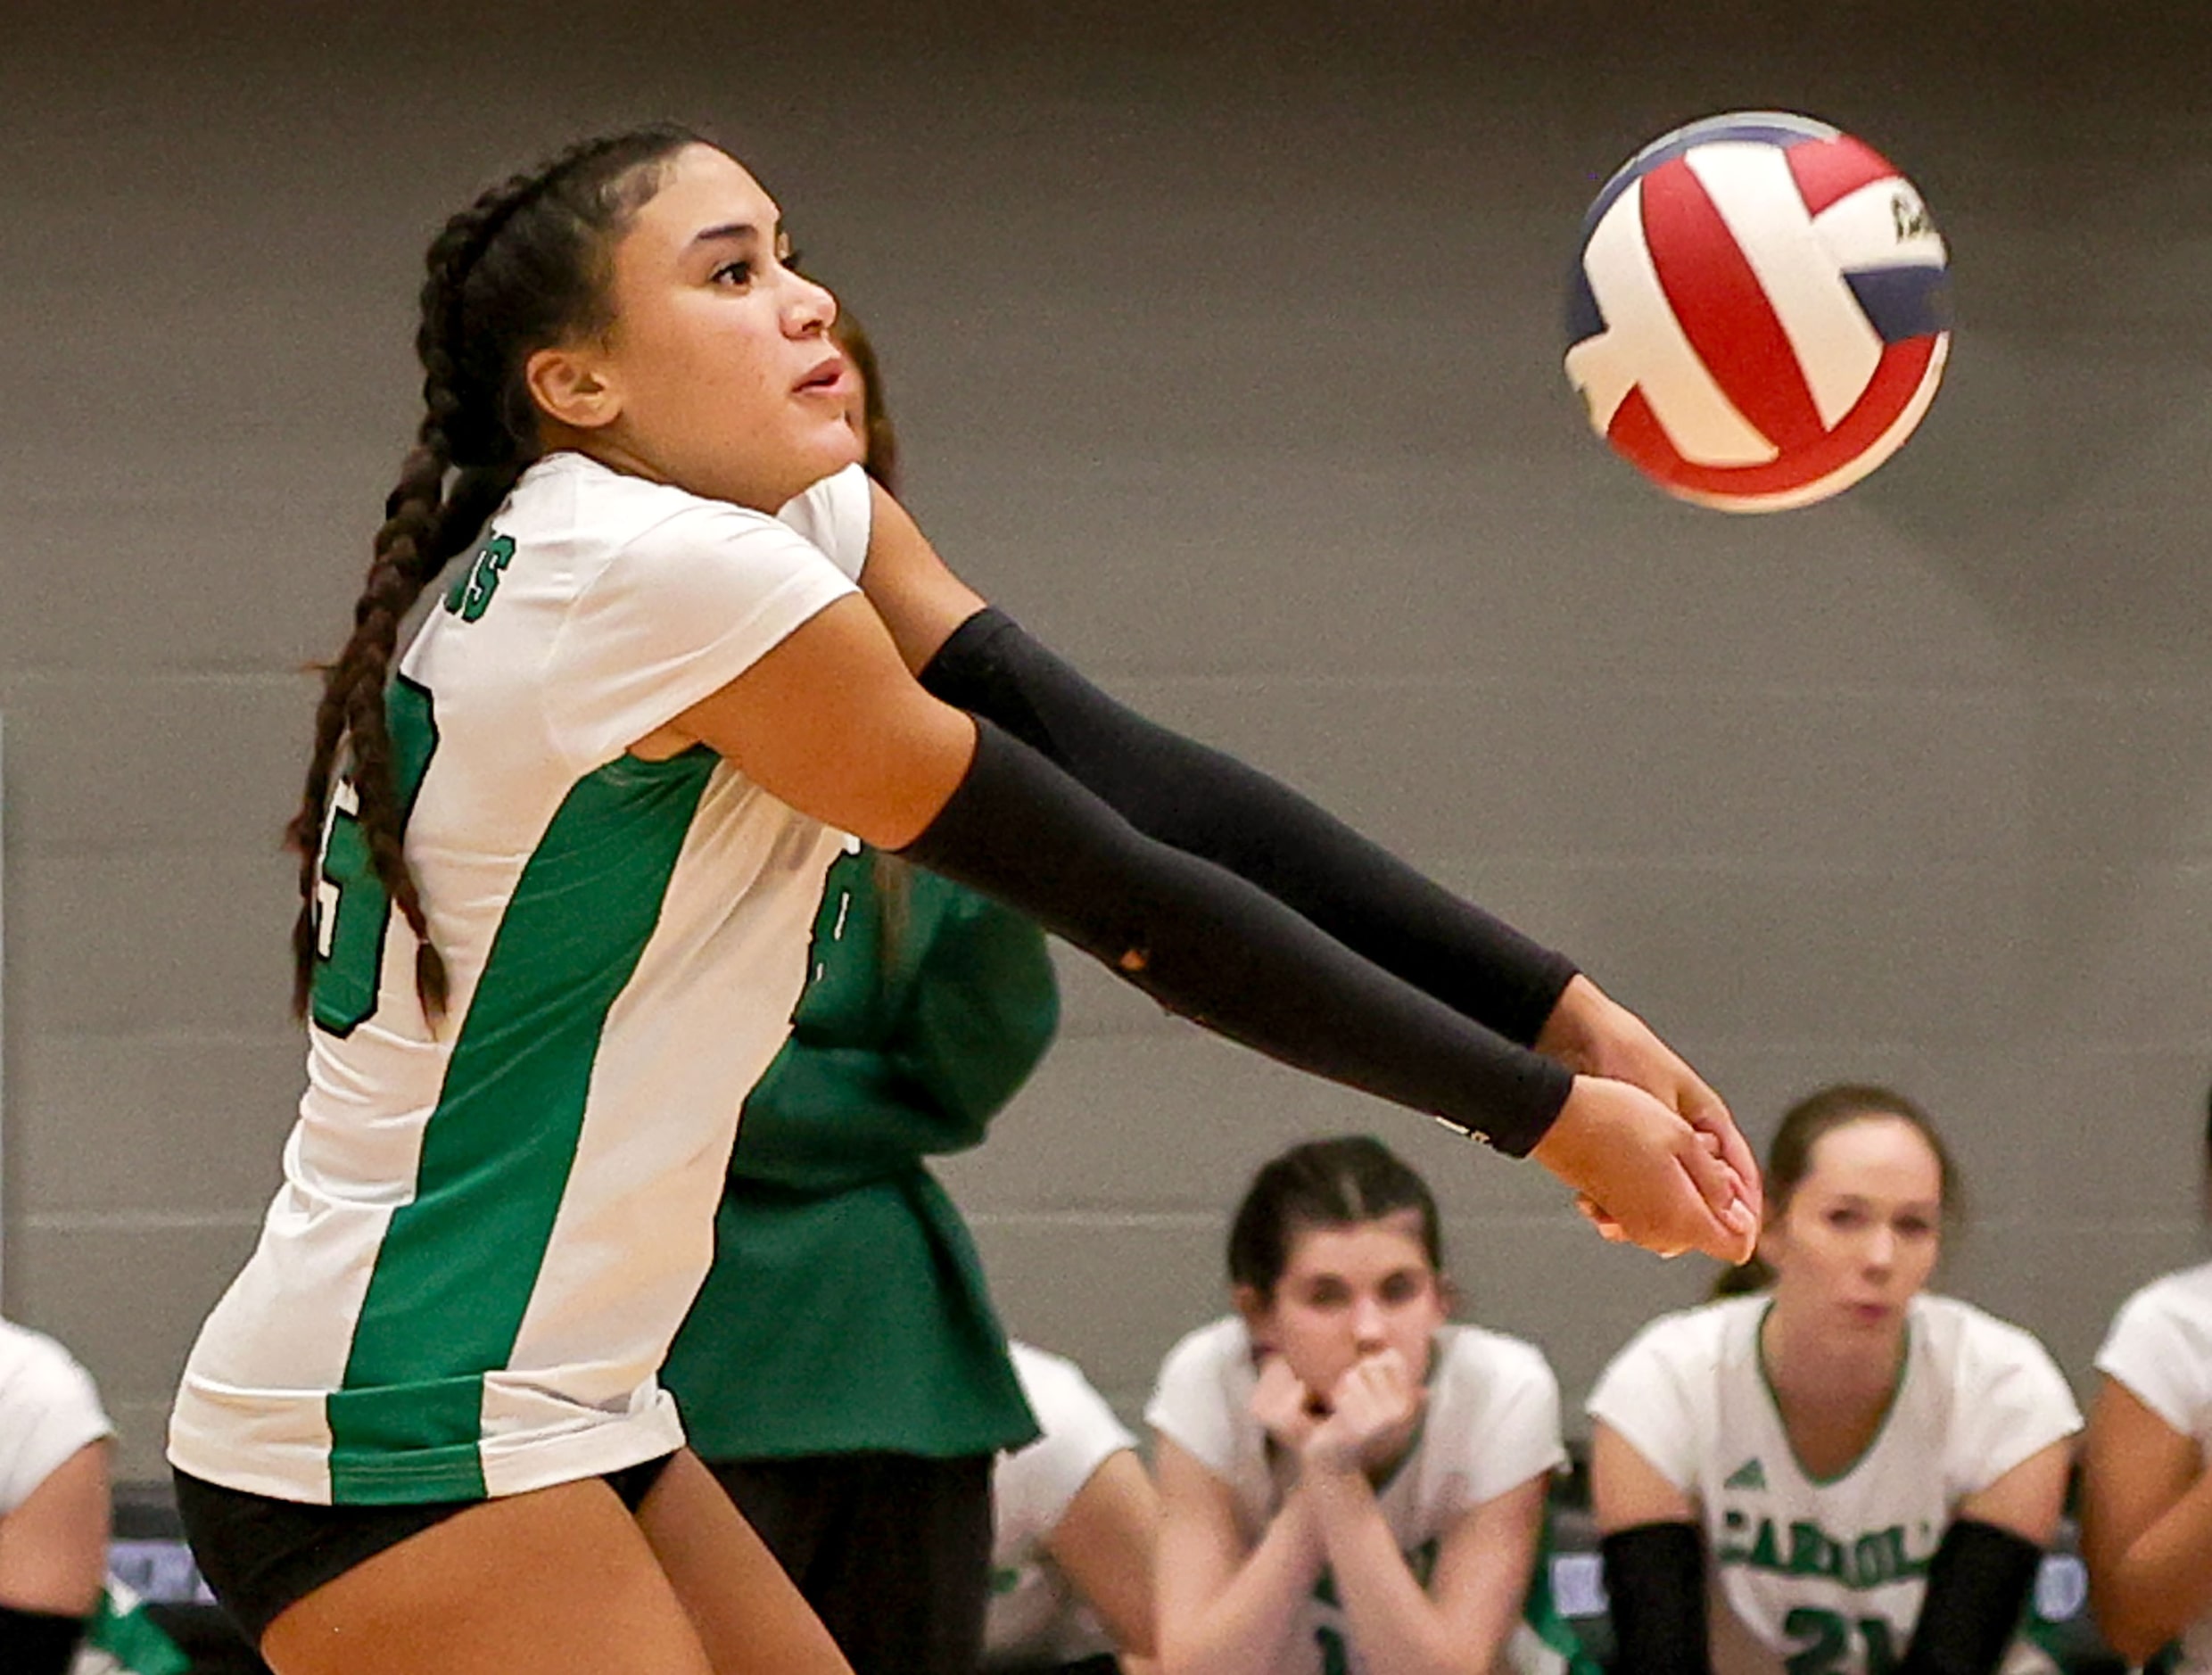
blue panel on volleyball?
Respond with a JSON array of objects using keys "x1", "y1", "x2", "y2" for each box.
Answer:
[{"x1": 1844, "y1": 266, "x2": 1952, "y2": 345}]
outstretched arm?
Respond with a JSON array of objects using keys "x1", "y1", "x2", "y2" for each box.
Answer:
[
  {"x1": 675, "y1": 590, "x2": 1749, "y2": 1257},
  {"x1": 858, "y1": 483, "x2": 1758, "y2": 1245}
]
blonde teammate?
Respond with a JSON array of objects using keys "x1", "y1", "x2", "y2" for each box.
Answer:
[{"x1": 1589, "y1": 1085, "x2": 2078, "y2": 1675}]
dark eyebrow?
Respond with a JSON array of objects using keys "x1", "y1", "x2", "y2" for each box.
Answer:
[
  {"x1": 689, "y1": 222, "x2": 761, "y2": 248},
  {"x1": 689, "y1": 219, "x2": 786, "y2": 250}
]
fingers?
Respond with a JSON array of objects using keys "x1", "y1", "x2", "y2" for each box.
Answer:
[
  {"x1": 1328, "y1": 1353, "x2": 1424, "y2": 1439},
  {"x1": 1250, "y1": 1357, "x2": 1318, "y2": 1442},
  {"x1": 1575, "y1": 1192, "x2": 1630, "y2": 1243},
  {"x1": 1537, "y1": 1076, "x2": 1759, "y2": 1263},
  {"x1": 1675, "y1": 1132, "x2": 1758, "y2": 1261},
  {"x1": 1712, "y1": 1117, "x2": 1766, "y2": 1232},
  {"x1": 1680, "y1": 1094, "x2": 1764, "y2": 1261}
]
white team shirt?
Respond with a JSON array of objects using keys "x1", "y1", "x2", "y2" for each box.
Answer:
[
  {"x1": 1, "y1": 1319, "x2": 112, "y2": 1515},
  {"x1": 2096, "y1": 1261, "x2": 2212, "y2": 1675},
  {"x1": 1588, "y1": 1293, "x2": 2083, "y2": 1675},
  {"x1": 171, "y1": 457, "x2": 873, "y2": 1505},
  {"x1": 1147, "y1": 1316, "x2": 1582, "y2": 1675},
  {"x1": 984, "y1": 1341, "x2": 1138, "y2": 1669}
]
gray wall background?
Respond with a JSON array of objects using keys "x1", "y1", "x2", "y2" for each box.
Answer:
[{"x1": 4, "y1": 0, "x2": 2209, "y2": 1481}]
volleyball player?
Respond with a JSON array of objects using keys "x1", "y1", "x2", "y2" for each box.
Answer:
[
  {"x1": 1589, "y1": 1085, "x2": 2078, "y2": 1675},
  {"x1": 2081, "y1": 1090, "x2": 2212, "y2": 1671},
  {"x1": 166, "y1": 126, "x2": 1758, "y2": 1675},
  {"x1": 1149, "y1": 1136, "x2": 1594, "y2": 1675}
]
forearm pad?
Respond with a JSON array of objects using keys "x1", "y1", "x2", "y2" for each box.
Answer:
[
  {"x1": 899, "y1": 720, "x2": 1572, "y2": 1154},
  {"x1": 0, "y1": 1604, "x2": 87, "y2": 1675},
  {"x1": 919, "y1": 608, "x2": 1580, "y2": 1046},
  {"x1": 1898, "y1": 1519, "x2": 2044, "y2": 1675},
  {"x1": 1600, "y1": 1522, "x2": 1713, "y2": 1675}
]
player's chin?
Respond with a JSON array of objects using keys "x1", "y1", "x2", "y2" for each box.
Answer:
[{"x1": 796, "y1": 411, "x2": 863, "y2": 467}]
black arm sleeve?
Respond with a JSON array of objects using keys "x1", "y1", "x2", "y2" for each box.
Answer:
[
  {"x1": 898, "y1": 719, "x2": 1572, "y2": 1155},
  {"x1": 0, "y1": 1604, "x2": 87, "y2": 1675},
  {"x1": 1898, "y1": 1519, "x2": 2046, "y2": 1675},
  {"x1": 919, "y1": 608, "x2": 1580, "y2": 1047},
  {"x1": 1599, "y1": 1522, "x2": 1714, "y2": 1675}
]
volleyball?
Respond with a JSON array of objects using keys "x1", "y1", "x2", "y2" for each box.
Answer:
[{"x1": 1564, "y1": 111, "x2": 1949, "y2": 512}]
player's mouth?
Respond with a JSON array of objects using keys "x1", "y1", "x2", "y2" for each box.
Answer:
[{"x1": 795, "y1": 354, "x2": 849, "y2": 398}]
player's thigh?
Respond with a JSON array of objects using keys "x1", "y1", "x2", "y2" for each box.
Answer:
[
  {"x1": 635, "y1": 1450, "x2": 854, "y2": 1675},
  {"x1": 259, "y1": 1474, "x2": 715, "y2": 1675}
]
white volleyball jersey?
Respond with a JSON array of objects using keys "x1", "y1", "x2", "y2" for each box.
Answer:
[
  {"x1": 1147, "y1": 1316, "x2": 1589, "y2": 1675},
  {"x1": 170, "y1": 455, "x2": 872, "y2": 1506},
  {"x1": 1588, "y1": 1293, "x2": 2083, "y2": 1675},
  {"x1": 983, "y1": 1341, "x2": 1135, "y2": 1669},
  {"x1": 1, "y1": 1318, "x2": 112, "y2": 1514},
  {"x1": 2095, "y1": 1261, "x2": 2212, "y2": 1675}
]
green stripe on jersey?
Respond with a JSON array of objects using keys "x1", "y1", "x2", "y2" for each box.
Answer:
[{"x1": 327, "y1": 747, "x2": 718, "y2": 1504}]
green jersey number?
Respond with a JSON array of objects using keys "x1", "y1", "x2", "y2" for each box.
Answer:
[
  {"x1": 310, "y1": 677, "x2": 441, "y2": 1036},
  {"x1": 1783, "y1": 1605, "x2": 1901, "y2": 1675}
]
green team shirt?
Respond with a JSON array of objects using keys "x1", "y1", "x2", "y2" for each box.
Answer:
[{"x1": 663, "y1": 845, "x2": 1058, "y2": 1459}]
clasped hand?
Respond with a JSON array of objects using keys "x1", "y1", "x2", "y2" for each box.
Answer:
[
  {"x1": 1531, "y1": 975, "x2": 1762, "y2": 1264},
  {"x1": 1251, "y1": 1351, "x2": 1424, "y2": 1481}
]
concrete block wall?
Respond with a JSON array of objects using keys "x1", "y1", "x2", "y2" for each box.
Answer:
[{"x1": 2, "y1": 0, "x2": 2207, "y2": 1476}]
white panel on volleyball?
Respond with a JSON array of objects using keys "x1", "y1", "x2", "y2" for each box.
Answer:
[
  {"x1": 1687, "y1": 142, "x2": 1883, "y2": 431},
  {"x1": 1812, "y1": 177, "x2": 1949, "y2": 271},
  {"x1": 1564, "y1": 180, "x2": 1775, "y2": 467}
]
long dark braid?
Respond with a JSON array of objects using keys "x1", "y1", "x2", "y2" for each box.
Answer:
[{"x1": 286, "y1": 124, "x2": 704, "y2": 1020}]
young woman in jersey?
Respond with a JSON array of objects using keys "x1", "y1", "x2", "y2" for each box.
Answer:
[
  {"x1": 1589, "y1": 1084, "x2": 2080, "y2": 1675},
  {"x1": 663, "y1": 306, "x2": 1064, "y2": 1675},
  {"x1": 166, "y1": 125, "x2": 1760, "y2": 1675},
  {"x1": 2081, "y1": 1090, "x2": 2212, "y2": 1671},
  {"x1": 1149, "y1": 1135, "x2": 1595, "y2": 1675},
  {"x1": 984, "y1": 1341, "x2": 1160, "y2": 1674}
]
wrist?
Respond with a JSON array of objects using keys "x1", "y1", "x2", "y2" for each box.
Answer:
[
  {"x1": 1298, "y1": 1448, "x2": 1376, "y2": 1506},
  {"x1": 1533, "y1": 973, "x2": 1605, "y2": 1063},
  {"x1": 1273, "y1": 1478, "x2": 1330, "y2": 1553}
]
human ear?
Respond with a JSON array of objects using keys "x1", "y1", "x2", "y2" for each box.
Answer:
[
  {"x1": 525, "y1": 342, "x2": 623, "y2": 431},
  {"x1": 1232, "y1": 1283, "x2": 1273, "y2": 1347}
]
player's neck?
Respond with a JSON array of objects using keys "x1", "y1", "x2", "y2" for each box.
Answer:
[{"x1": 1760, "y1": 1300, "x2": 1906, "y2": 1473}]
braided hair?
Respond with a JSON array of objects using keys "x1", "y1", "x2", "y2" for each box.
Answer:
[{"x1": 286, "y1": 124, "x2": 705, "y2": 1020}]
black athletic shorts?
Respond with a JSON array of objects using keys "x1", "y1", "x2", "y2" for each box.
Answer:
[{"x1": 172, "y1": 1453, "x2": 674, "y2": 1648}]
